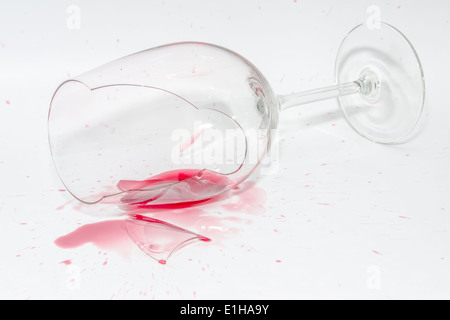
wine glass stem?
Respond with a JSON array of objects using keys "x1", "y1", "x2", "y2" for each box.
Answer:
[{"x1": 278, "y1": 80, "x2": 361, "y2": 111}]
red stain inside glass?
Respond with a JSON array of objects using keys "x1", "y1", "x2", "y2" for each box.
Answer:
[{"x1": 117, "y1": 169, "x2": 234, "y2": 206}]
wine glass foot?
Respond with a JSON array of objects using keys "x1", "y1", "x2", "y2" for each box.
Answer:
[{"x1": 335, "y1": 22, "x2": 425, "y2": 144}]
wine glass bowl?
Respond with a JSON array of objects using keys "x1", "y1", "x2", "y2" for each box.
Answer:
[
  {"x1": 49, "y1": 22, "x2": 425, "y2": 208},
  {"x1": 49, "y1": 42, "x2": 278, "y2": 205}
]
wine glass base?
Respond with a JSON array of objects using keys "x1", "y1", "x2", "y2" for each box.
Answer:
[{"x1": 335, "y1": 22, "x2": 425, "y2": 144}]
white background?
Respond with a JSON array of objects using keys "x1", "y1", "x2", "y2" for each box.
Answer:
[{"x1": 1, "y1": 0, "x2": 449, "y2": 299}]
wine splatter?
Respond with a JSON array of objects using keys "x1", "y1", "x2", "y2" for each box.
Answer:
[
  {"x1": 55, "y1": 175, "x2": 267, "y2": 264},
  {"x1": 56, "y1": 201, "x2": 72, "y2": 211},
  {"x1": 123, "y1": 180, "x2": 265, "y2": 237},
  {"x1": 54, "y1": 215, "x2": 212, "y2": 264},
  {"x1": 117, "y1": 169, "x2": 234, "y2": 206},
  {"x1": 220, "y1": 181, "x2": 266, "y2": 215}
]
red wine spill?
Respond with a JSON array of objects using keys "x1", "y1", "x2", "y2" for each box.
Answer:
[
  {"x1": 75, "y1": 169, "x2": 234, "y2": 207},
  {"x1": 55, "y1": 170, "x2": 266, "y2": 264},
  {"x1": 56, "y1": 200, "x2": 72, "y2": 211},
  {"x1": 220, "y1": 181, "x2": 267, "y2": 215},
  {"x1": 54, "y1": 216, "x2": 211, "y2": 265},
  {"x1": 121, "y1": 180, "x2": 265, "y2": 241},
  {"x1": 54, "y1": 220, "x2": 133, "y2": 257},
  {"x1": 117, "y1": 169, "x2": 234, "y2": 206}
]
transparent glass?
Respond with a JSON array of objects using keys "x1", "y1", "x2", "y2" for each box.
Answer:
[{"x1": 49, "y1": 22, "x2": 425, "y2": 208}]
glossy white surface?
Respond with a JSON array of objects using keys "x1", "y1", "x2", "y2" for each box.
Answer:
[{"x1": 0, "y1": 0, "x2": 449, "y2": 299}]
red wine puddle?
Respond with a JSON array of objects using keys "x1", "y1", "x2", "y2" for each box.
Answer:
[
  {"x1": 125, "y1": 214, "x2": 211, "y2": 265},
  {"x1": 116, "y1": 169, "x2": 233, "y2": 206},
  {"x1": 55, "y1": 170, "x2": 266, "y2": 264}
]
